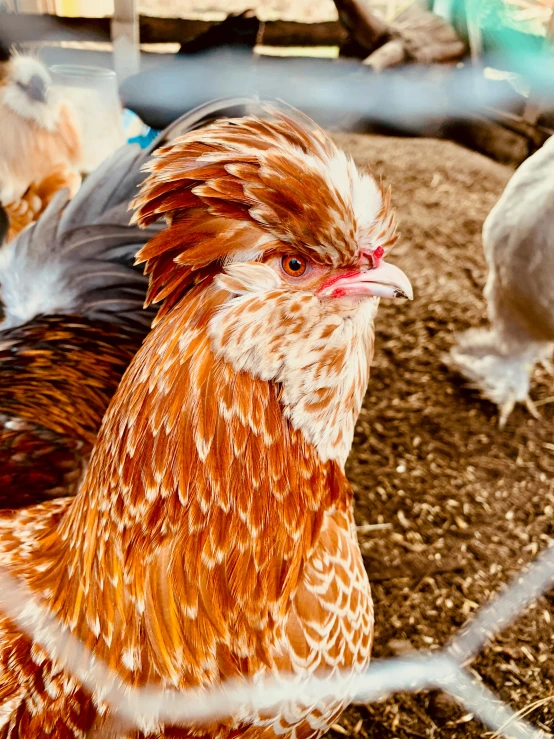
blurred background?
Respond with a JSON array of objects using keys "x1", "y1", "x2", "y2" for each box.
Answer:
[{"x1": 1, "y1": 0, "x2": 554, "y2": 165}]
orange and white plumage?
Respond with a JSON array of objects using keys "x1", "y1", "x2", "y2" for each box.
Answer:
[
  {"x1": 0, "y1": 103, "x2": 411, "y2": 737},
  {"x1": 0, "y1": 53, "x2": 81, "y2": 239}
]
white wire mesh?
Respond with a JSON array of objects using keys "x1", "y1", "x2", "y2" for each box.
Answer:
[
  {"x1": 0, "y1": 5, "x2": 554, "y2": 737},
  {"x1": 0, "y1": 544, "x2": 553, "y2": 737}
]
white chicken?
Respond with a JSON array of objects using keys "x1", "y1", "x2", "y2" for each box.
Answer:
[
  {"x1": 0, "y1": 52, "x2": 81, "y2": 239},
  {"x1": 448, "y1": 135, "x2": 554, "y2": 426}
]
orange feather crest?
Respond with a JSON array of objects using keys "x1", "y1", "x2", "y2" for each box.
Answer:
[{"x1": 133, "y1": 107, "x2": 398, "y2": 323}]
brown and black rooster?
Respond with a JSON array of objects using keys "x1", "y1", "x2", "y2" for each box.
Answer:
[
  {"x1": 0, "y1": 138, "x2": 157, "y2": 508},
  {"x1": 0, "y1": 97, "x2": 262, "y2": 510}
]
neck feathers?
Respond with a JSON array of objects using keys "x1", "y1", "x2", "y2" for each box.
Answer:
[
  {"x1": 209, "y1": 286, "x2": 377, "y2": 465},
  {"x1": 29, "y1": 286, "x2": 351, "y2": 686}
]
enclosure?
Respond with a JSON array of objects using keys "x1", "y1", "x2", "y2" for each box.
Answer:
[{"x1": 0, "y1": 1, "x2": 553, "y2": 737}]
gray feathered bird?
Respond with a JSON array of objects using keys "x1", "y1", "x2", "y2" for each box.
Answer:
[{"x1": 448, "y1": 135, "x2": 554, "y2": 427}]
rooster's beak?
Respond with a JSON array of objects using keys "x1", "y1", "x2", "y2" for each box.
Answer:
[
  {"x1": 22, "y1": 74, "x2": 47, "y2": 103},
  {"x1": 319, "y1": 260, "x2": 413, "y2": 301}
]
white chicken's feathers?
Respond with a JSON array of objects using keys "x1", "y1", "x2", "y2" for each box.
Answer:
[
  {"x1": 0, "y1": 143, "x2": 160, "y2": 330},
  {"x1": 449, "y1": 135, "x2": 554, "y2": 423},
  {"x1": 0, "y1": 55, "x2": 59, "y2": 130}
]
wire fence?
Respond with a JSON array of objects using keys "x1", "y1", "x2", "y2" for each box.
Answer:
[
  {"x1": 1, "y1": 543, "x2": 553, "y2": 738},
  {"x1": 0, "y1": 5, "x2": 554, "y2": 737}
]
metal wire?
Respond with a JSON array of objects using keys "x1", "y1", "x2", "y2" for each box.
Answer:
[
  {"x1": 0, "y1": 545, "x2": 553, "y2": 737},
  {"x1": 449, "y1": 545, "x2": 554, "y2": 664},
  {"x1": 0, "y1": 13, "x2": 553, "y2": 736}
]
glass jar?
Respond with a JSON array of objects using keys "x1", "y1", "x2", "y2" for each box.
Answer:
[{"x1": 50, "y1": 64, "x2": 126, "y2": 174}]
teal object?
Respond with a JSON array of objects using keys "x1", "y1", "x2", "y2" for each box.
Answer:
[
  {"x1": 436, "y1": 0, "x2": 548, "y2": 74},
  {"x1": 122, "y1": 108, "x2": 160, "y2": 149},
  {"x1": 479, "y1": 0, "x2": 544, "y2": 57},
  {"x1": 128, "y1": 128, "x2": 160, "y2": 149}
]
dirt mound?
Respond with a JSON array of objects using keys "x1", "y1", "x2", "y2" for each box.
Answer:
[{"x1": 331, "y1": 131, "x2": 554, "y2": 738}]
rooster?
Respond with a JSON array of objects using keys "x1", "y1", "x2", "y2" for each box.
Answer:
[
  {"x1": 0, "y1": 104, "x2": 412, "y2": 737},
  {"x1": 0, "y1": 52, "x2": 81, "y2": 240},
  {"x1": 448, "y1": 134, "x2": 554, "y2": 426}
]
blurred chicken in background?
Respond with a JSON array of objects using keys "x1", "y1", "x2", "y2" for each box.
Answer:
[
  {"x1": 448, "y1": 134, "x2": 554, "y2": 427},
  {"x1": 0, "y1": 49, "x2": 81, "y2": 241}
]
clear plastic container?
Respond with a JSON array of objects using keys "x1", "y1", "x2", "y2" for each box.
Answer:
[{"x1": 50, "y1": 64, "x2": 126, "y2": 174}]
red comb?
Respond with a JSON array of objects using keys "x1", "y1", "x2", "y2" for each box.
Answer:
[{"x1": 371, "y1": 246, "x2": 385, "y2": 267}]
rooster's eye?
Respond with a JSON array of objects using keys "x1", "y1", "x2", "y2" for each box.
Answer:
[{"x1": 281, "y1": 256, "x2": 307, "y2": 277}]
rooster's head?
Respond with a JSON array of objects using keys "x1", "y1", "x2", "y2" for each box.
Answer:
[{"x1": 133, "y1": 105, "x2": 412, "y2": 464}]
